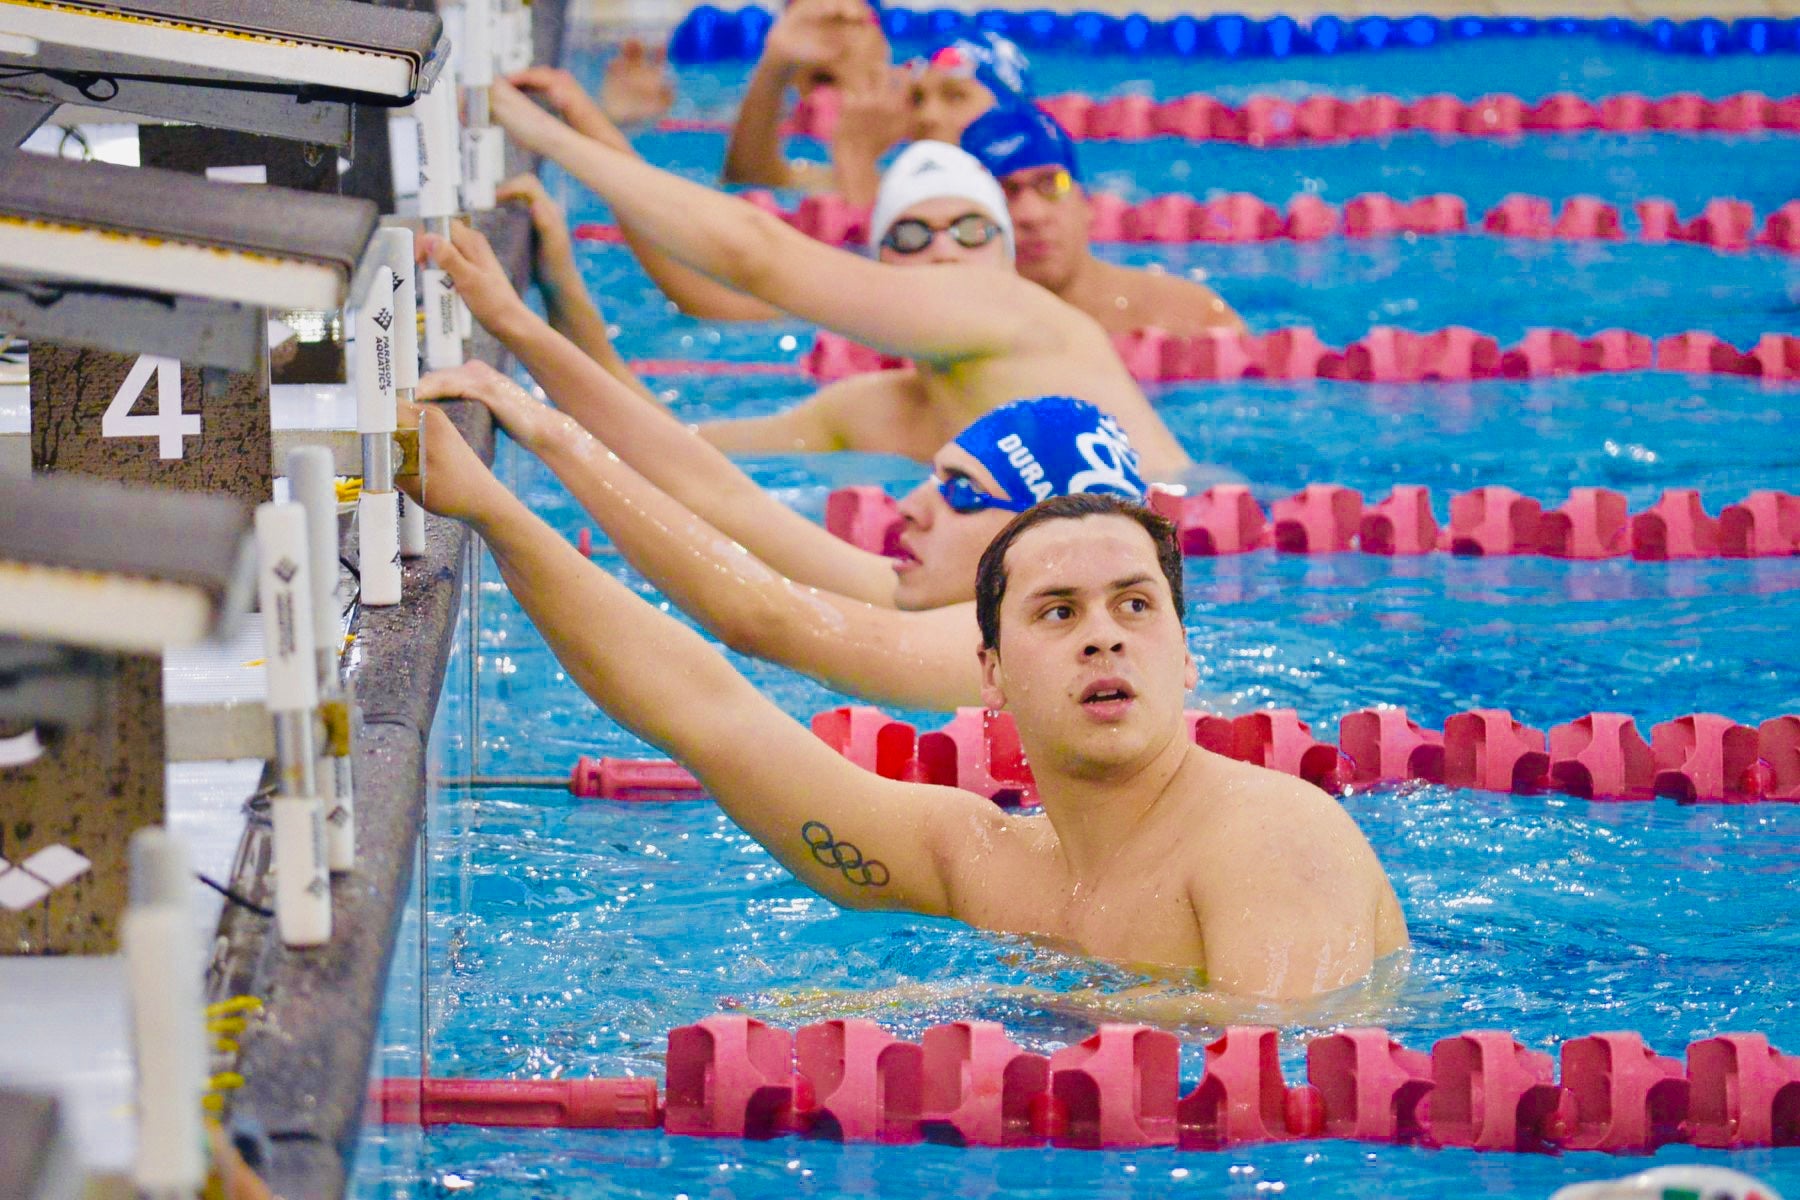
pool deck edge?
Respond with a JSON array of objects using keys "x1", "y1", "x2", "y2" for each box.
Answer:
[{"x1": 218, "y1": 6, "x2": 564, "y2": 1195}]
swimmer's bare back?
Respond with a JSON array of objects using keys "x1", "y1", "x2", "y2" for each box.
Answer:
[{"x1": 700, "y1": 331, "x2": 1197, "y2": 478}]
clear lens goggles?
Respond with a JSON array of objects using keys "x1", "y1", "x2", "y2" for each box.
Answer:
[{"x1": 881, "y1": 212, "x2": 1001, "y2": 255}]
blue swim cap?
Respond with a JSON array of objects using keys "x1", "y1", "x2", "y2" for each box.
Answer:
[
  {"x1": 953, "y1": 396, "x2": 1145, "y2": 512},
  {"x1": 917, "y1": 32, "x2": 1034, "y2": 104},
  {"x1": 960, "y1": 102, "x2": 1082, "y2": 185}
]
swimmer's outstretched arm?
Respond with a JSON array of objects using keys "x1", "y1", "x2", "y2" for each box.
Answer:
[
  {"x1": 404, "y1": 402, "x2": 1004, "y2": 911},
  {"x1": 493, "y1": 79, "x2": 1065, "y2": 365},
  {"x1": 722, "y1": 0, "x2": 873, "y2": 195},
  {"x1": 721, "y1": 35, "x2": 832, "y2": 193},
  {"x1": 510, "y1": 68, "x2": 783, "y2": 323},
  {"x1": 496, "y1": 173, "x2": 660, "y2": 404},
  {"x1": 422, "y1": 366, "x2": 985, "y2": 709},
  {"x1": 421, "y1": 223, "x2": 895, "y2": 605}
]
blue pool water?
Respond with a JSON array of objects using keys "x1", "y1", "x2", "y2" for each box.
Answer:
[{"x1": 352, "y1": 38, "x2": 1799, "y2": 1200}]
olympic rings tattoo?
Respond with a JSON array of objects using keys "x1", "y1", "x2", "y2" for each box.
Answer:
[{"x1": 800, "y1": 821, "x2": 890, "y2": 888}]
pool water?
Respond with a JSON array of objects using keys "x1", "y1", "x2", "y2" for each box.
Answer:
[{"x1": 351, "y1": 36, "x2": 1800, "y2": 1200}]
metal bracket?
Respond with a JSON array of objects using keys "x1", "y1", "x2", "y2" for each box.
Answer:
[
  {"x1": 0, "y1": 52, "x2": 354, "y2": 146},
  {"x1": 0, "y1": 92, "x2": 52, "y2": 147},
  {"x1": 0, "y1": 272, "x2": 266, "y2": 373},
  {"x1": 391, "y1": 426, "x2": 422, "y2": 480},
  {"x1": 319, "y1": 698, "x2": 351, "y2": 757}
]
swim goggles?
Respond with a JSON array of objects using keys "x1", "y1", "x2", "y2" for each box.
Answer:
[
  {"x1": 1000, "y1": 167, "x2": 1075, "y2": 203},
  {"x1": 937, "y1": 472, "x2": 1029, "y2": 514},
  {"x1": 881, "y1": 212, "x2": 1002, "y2": 255}
]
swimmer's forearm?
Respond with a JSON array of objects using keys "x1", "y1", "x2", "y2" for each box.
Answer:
[
  {"x1": 619, "y1": 226, "x2": 787, "y2": 322},
  {"x1": 479, "y1": 480, "x2": 967, "y2": 914},
  {"x1": 524, "y1": 108, "x2": 802, "y2": 305},
  {"x1": 474, "y1": 488, "x2": 761, "y2": 760},
  {"x1": 1202, "y1": 286, "x2": 1247, "y2": 334},
  {"x1": 535, "y1": 432, "x2": 971, "y2": 711},
  {"x1": 831, "y1": 140, "x2": 883, "y2": 210},
  {"x1": 532, "y1": 426, "x2": 928, "y2": 680},
  {"x1": 723, "y1": 55, "x2": 800, "y2": 188},
  {"x1": 542, "y1": 289, "x2": 662, "y2": 405},
  {"x1": 494, "y1": 309, "x2": 898, "y2": 604},
  {"x1": 554, "y1": 110, "x2": 784, "y2": 323},
  {"x1": 538, "y1": 432, "x2": 829, "y2": 663}
]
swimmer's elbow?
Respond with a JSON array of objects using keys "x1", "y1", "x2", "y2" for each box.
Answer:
[
  {"x1": 711, "y1": 587, "x2": 799, "y2": 662},
  {"x1": 719, "y1": 207, "x2": 787, "y2": 297}
]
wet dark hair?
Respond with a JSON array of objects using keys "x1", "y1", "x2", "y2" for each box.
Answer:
[{"x1": 974, "y1": 494, "x2": 1184, "y2": 651}]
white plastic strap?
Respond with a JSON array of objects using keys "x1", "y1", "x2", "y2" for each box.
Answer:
[
  {"x1": 407, "y1": 76, "x2": 461, "y2": 221},
  {"x1": 373, "y1": 228, "x2": 420, "y2": 393},
  {"x1": 358, "y1": 492, "x2": 402, "y2": 607},
  {"x1": 399, "y1": 489, "x2": 427, "y2": 558},
  {"x1": 285, "y1": 447, "x2": 340, "y2": 657},
  {"x1": 461, "y1": 0, "x2": 496, "y2": 88},
  {"x1": 323, "y1": 740, "x2": 355, "y2": 872},
  {"x1": 271, "y1": 795, "x2": 331, "y2": 947},
  {"x1": 354, "y1": 266, "x2": 398, "y2": 436},
  {"x1": 123, "y1": 829, "x2": 206, "y2": 1197},
  {"x1": 255, "y1": 503, "x2": 318, "y2": 715},
  {"x1": 421, "y1": 267, "x2": 464, "y2": 369},
  {"x1": 461, "y1": 124, "x2": 502, "y2": 212}
]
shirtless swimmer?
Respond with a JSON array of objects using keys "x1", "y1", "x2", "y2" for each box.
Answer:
[
  {"x1": 488, "y1": 79, "x2": 1197, "y2": 480},
  {"x1": 402, "y1": 406, "x2": 1408, "y2": 999}
]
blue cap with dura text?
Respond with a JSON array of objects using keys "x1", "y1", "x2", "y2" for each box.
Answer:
[
  {"x1": 955, "y1": 396, "x2": 1145, "y2": 511},
  {"x1": 960, "y1": 102, "x2": 1082, "y2": 184},
  {"x1": 918, "y1": 32, "x2": 1034, "y2": 104}
]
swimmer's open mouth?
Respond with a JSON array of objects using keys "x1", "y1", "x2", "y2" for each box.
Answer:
[{"x1": 1079, "y1": 679, "x2": 1136, "y2": 706}]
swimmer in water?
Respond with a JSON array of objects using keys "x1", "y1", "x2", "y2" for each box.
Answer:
[
  {"x1": 720, "y1": 0, "x2": 899, "y2": 204},
  {"x1": 401, "y1": 417, "x2": 1408, "y2": 998},
  {"x1": 417, "y1": 220, "x2": 1142, "y2": 711},
  {"x1": 502, "y1": 74, "x2": 1248, "y2": 438},
  {"x1": 961, "y1": 102, "x2": 1248, "y2": 338},
  {"x1": 488, "y1": 78, "x2": 1196, "y2": 481},
  {"x1": 723, "y1": 21, "x2": 1031, "y2": 207}
]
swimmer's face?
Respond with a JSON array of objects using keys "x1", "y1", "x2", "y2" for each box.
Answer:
[
  {"x1": 794, "y1": 22, "x2": 890, "y2": 98},
  {"x1": 979, "y1": 514, "x2": 1194, "y2": 776},
  {"x1": 890, "y1": 442, "x2": 1015, "y2": 610},
  {"x1": 908, "y1": 68, "x2": 997, "y2": 141},
  {"x1": 876, "y1": 196, "x2": 1010, "y2": 269},
  {"x1": 1003, "y1": 166, "x2": 1091, "y2": 292}
]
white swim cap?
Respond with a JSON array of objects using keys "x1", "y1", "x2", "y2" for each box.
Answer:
[{"x1": 868, "y1": 140, "x2": 1015, "y2": 263}]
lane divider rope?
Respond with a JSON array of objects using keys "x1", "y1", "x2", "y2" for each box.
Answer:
[
  {"x1": 619, "y1": 327, "x2": 1800, "y2": 386},
  {"x1": 373, "y1": 1018, "x2": 1800, "y2": 1154},
  {"x1": 498, "y1": 702, "x2": 1800, "y2": 806},
  {"x1": 575, "y1": 194, "x2": 1800, "y2": 256},
  {"x1": 661, "y1": 87, "x2": 1800, "y2": 144},
  {"x1": 670, "y1": 8, "x2": 1800, "y2": 62},
  {"x1": 822, "y1": 483, "x2": 1800, "y2": 561}
]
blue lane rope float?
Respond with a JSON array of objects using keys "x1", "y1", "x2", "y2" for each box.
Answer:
[{"x1": 670, "y1": 9, "x2": 1798, "y2": 63}]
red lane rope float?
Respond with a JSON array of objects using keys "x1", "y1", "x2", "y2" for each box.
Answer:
[
  {"x1": 562, "y1": 706, "x2": 1800, "y2": 805},
  {"x1": 372, "y1": 1076, "x2": 661, "y2": 1129},
  {"x1": 801, "y1": 327, "x2": 1800, "y2": 384},
  {"x1": 372, "y1": 1017, "x2": 1800, "y2": 1154},
  {"x1": 820, "y1": 484, "x2": 1800, "y2": 560},
  {"x1": 653, "y1": 89, "x2": 1800, "y2": 144},
  {"x1": 624, "y1": 325, "x2": 1800, "y2": 386},
  {"x1": 574, "y1": 194, "x2": 1800, "y2": 255}
]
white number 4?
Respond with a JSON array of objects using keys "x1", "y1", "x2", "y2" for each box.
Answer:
[{"x1": 102, "y1": 355, "x2": 199, "y2": 459}]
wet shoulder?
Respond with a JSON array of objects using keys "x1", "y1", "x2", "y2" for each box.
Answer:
[{"x1": 1190, "y1": 756, "x2": 1380, "y2": 872}]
